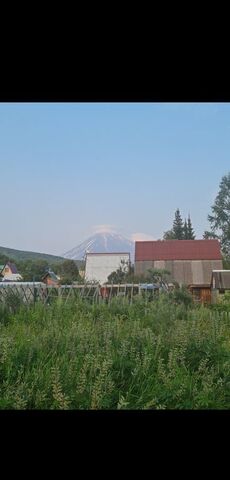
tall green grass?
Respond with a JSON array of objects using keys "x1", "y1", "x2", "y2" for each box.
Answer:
[{"x1": 0, "y1": 294, "x2": 230, "y2": 409}]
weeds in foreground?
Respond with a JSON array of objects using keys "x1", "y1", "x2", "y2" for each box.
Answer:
[{"x1": 0, "y1": 295, "x2": 230, "y2": 409}]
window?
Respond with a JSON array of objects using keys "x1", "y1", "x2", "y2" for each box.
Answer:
[{"x1": 192, "y1": 288, "x2": 201, "y2": 302}]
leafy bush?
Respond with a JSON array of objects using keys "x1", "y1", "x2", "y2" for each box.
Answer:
[{"x1": 169, "y1": 286, "x2": 193, "y2": 307}]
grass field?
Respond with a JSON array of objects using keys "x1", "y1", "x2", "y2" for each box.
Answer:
[{"x1": 0, "y1": 293, "x2": 230, "y2": 409}]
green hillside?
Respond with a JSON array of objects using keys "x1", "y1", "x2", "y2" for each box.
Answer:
[
  {"x1": 0, "y1": 245, "x2": 64, "y2": 263},
  {"x1": 0, "y1": 245, "x2": 84, "y2": 269}
]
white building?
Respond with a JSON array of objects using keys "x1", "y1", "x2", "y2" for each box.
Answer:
[{"x1": 85, "y1": 253, "x2": 130, "y2": 284}]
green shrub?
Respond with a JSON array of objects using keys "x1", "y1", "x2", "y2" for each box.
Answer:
[{"x1": 169, "y1": 286, "x2": 193, "y2": 307}]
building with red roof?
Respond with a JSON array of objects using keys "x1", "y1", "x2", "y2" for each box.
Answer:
[{"x1": 135, "y1": 239, "x2": 223, "y2": 286}]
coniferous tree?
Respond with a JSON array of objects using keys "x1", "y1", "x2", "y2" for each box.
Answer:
[
  {"x1": 164, "y1": 209, "x2": 196, "y2": 241},
  {"x1": 183, "y1": 219, "x2": 188, "y2": 239},
  {"x1": 203, "y1": 231, "x2": 219, "y2": 240},
  {"x1": 163, "y1": 229, "x2": 175, "y2": 240},
  {"x1": 172, "y1": 209, "x2": 184, "y2": 240},
  {"x1": 207, "y1": 172, "x2": 230, "y2": 257},
  {"x1": 187, "y1": 214, "x2": 195, "y2": 239}
]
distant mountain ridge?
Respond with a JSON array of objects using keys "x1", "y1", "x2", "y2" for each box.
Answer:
[
  {"x1": 0, "y1": 233, "x2": 135, "y2": 267},
  {"x1": 63, "y1": 232, "x2": 135, "y2": 262},
  {"x1": 0, "y1": 245, "x2": 65, "y2": 264}
]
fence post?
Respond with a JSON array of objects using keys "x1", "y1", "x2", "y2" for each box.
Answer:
[{"x1": 33, "y1": 286, "x2": 38, "y2": 306}]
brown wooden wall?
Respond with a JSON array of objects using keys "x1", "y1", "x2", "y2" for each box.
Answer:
[
  {"x1": 43, "y1": 277, "x2": 59, "y2": 286},
  {"x1": 189, "y1": 286, "x2": 211, "y2": 304},
  {"x1": 135, "y1": 259, "x2": 223, "y2": 285}
]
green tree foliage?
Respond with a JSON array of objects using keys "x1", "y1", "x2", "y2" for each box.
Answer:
[
  {"x1": 164, "y1": 210, "x2": 196, "y2": 240},
  {"x1": 16, "y1": 258, "x2": 81, "y2": 283},
  {"x1": 207, "y1": 172, "x2": 230, "y2": 257},
  {"x1": 0, "y1": 254, "x2": 10, "y2": 265},
  {"x1": 147, "y1": 268, "x2": 170, "y2": 284},
  {"x1": 0, "y1": 245, "x2": 64, "y2": 263},
  {"x1": 106, "y1": 262, "x2": 148, "y2": 284},
  {"x1": 203, "y1": 231, "x2": 219, "y2": 240},
  {"x1": 55, "y1": 260, "x2": 80, "y2": 285},
  {"x1": 183, "y1": 219, "x2": 188, "y2": 239},
  {"x1": 187, "y1": 214, "x2": 195, "y2": 240},
  {"x1": 173, "y1": 209, "x2": 184, "y2": 239},
  {"x1": 18, "y1": 260, "x2": 49, "y2": 281},
  {"x1": 169, "y1": 285, "x2": 193, "y2": 307},
  {"x1": 107, "y1": 260, "x2": 131, "y2": 283},
  {"x1": 107, "y1": 267, "x2": 127, "y2": 284},
  {"x1": 223, "y1": 257, "x2": 230, "y2": 269},
  {"x1": 163, "y1": 229, "x2": 175, "y2": 240}
]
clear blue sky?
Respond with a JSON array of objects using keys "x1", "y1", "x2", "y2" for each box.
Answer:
[{"x1": 1, "y1": 102, "x2": 230, "y2": 255}]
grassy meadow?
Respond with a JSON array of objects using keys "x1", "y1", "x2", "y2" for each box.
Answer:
[{"x1": 0, "y1": 293, "x2": 230, "y2": 409}]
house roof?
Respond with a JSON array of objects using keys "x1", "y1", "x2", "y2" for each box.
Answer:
[
  {"x1": 135, "y1": 240, "x2": 222, "y2": 261},
  {"x1": 42, "y1": 271, "x2": 59, "y2": 282},
  {"x1": 0, "y1": 265, "x2": 5, "y2": 272},
  {"x1": 6, "y1": 262, "x2": 18, "y2": 273},
  {"x1": 211, "y1": 270, "x2": 230, "y2": 289}
]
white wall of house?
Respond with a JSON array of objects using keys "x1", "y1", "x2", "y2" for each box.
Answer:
[
  {"x1": 3, "y1": 273, "x2": 23, "y2": 281},
  {"x1": 85, "y1": 253, "x2": 130, "y2": 284}
]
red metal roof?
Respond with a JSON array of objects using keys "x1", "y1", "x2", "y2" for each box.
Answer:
[{"x1": 135, "y1": 240, "x2": 222, "y2": 261}]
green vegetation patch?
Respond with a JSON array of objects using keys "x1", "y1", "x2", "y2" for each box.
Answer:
[{"x1": 0, "y1": 294, "x2": 230, "y2": 409}]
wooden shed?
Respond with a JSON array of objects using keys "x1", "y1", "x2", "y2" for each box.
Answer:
[
  {"x1": 188, "y1": 284, "x2": 211, "y2": 304},
  {"x1": 135, "y1": 240, "x2": 223, "y2": 286},
  {"x1": 42, "y1": 270, "x2": 60, "y2": 286},
  {"x1": 211, "y1": 270, "x2": 230, "y2": 303}
]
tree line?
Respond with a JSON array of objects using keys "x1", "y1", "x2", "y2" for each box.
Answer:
[
  {"x1": 0, "y1": 256, "x2": 81, "y2": 284},
  {"x1": 162, "y1": 171, "x2": 230, "y2": 262},
  {"x1": 108, "y1": 171, "x2": 230, "y2": 282},
  {"x1": 163, "y1": 210, "x2": 195, "y2": 240}
]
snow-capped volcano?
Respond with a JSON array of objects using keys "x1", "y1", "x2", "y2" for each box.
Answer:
[{"x1": 63, "y1": 232, "x2": 135, "y2": 262}]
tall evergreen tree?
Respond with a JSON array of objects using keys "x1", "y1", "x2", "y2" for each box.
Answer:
[
  {"x1": 187, "y1": 214, "x2": 195, "y2": 239},
  {"x1": 172, "y1": 208, "x2": 184, "y2": 239},
  {"x1": 207, "y1": 172, "x2": 230, "y2": 257},
  {"x1": 183, "y1": 219, "x2": 188, "y2": 239}
]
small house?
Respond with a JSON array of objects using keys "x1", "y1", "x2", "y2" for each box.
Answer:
[
  {"x1": 42, "y1": 270, "x2": 60, "y2": 286},
  {"x1": 188, "y1": 284, "x2": 211, "y2": 304},
  {"x1": 0, "y1": 262, "x2": 23, "y2": 282},
  {"x1": 211, "y1": 270, "x2": 230, "y2": 303}
]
